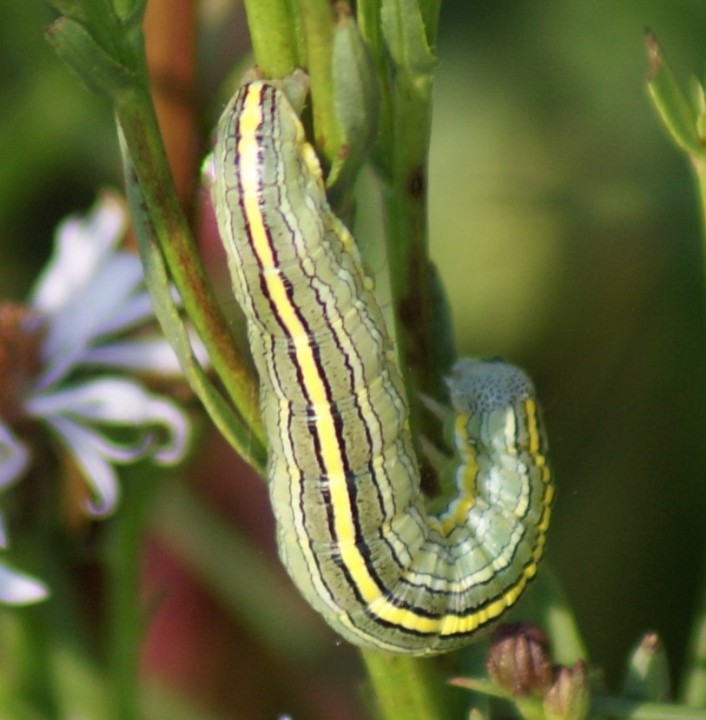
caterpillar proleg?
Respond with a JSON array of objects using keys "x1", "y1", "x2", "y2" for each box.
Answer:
[{"x1": 210, "y1": 75, "x2": 554, "y2": 655}]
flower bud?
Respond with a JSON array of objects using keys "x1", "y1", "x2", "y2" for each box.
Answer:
[
  {"x1": 622, "y1": 632, "x2": 670, "y2": 701},
  {"x1": 543, "y1": 661, "x2": 589, "y2": 720},
  {"x1": 486, "y1": 623, "x2": 553, "y2": 697}
]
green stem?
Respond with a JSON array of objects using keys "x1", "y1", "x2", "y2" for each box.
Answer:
[
  {"x1": 6, "y1": 485, "x2": 80, "y2": 717},
  {"x1": 242, "y1": 0, "x2": 301, "y2": 77},
  {"x1": 112, "y1": 85, "x2": 265, "y2": 452},
  {"x1": 360, "y1": 649, "x2": 453, "y2": 720},
  {"x1": 645, "y1": 37, "x2": 706, "y2": 711},
  {"x1": 8, "y1": 525, "x2": 107, "y2": 718},
  {"x1": 532, "y1": 567, "x2": 590, "y2": 667},
  {"x1": 46, "y1": 4, "x2": 267, "y2": 467},
  {"x1": 359, "y1": 0, "x2": 450, "y2": 464},
  {"x1": 681, "y1": 588, "x2": 706, "y2": 706},
  {"x1": 692, "y1": 158, "x2": 706, "y2": 255},
  {"x1": 106, "y1": 469, "x2": 157, "y2": 720},
  {"x1": 680, "y1": 162, "x2": 706, "y2": 708},
  {"x1": 679, "y1": 493, "x2": 706, "y2": 706},
  {"x1": 12, "y1": 606, "x2": 60, "y2": 718},
  {"x1": 297, "y1": 0, "x2": 338, "y2": 166},
  {"x1": 354, "y1": 3, "x2": 458, "y2": 717},
  {"x1": 381, "y1": 67, "x2": 438, "y2": 400}
]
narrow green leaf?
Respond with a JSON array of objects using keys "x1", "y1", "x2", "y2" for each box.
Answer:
[
  {"x1": 449, "y1": 677, "x2": 510, "y2": 701},
  {"x1": 623, "y1": 634, "x2": 671, "y2": 703},
  {"x1": 679, "y1": 588, "x2": 706, "y2": 706},
  {"x1": 516, "y1": 566, "x2": 589, "y2": 669},
  {"x1": 327, "y1": 9, "x2": 378, "y2": 197},
  {"x1": 47, "y1": 0, "x2": 95, "y2": 22},
  {"x1": 45, "y1": 16, "x2": 135, "y2": 96},
  {"x1": 118, "y1": 127, "x2": 267, "y2": 475},
  {"x1": 646, "y1": 33, "x2": 706, "y2": 161},
  {"x1": 48, "y1": 0, "x2": 137, "y2": 29},
  {"x1": 52, "y1": 639, "x2": 110, "y2": 720},
  {"x1": 113, "y1": 0, "x2": 147, "y2": 23},
  {"x1": 381, "y1": 0, "x2": 437, "y2": 77}
]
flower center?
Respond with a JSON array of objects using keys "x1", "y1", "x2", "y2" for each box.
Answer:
[{"x1": 0, "y1": 303, "x2": 47, "y2": 424}]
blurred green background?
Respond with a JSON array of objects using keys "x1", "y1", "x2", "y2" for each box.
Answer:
[
  {"x1": 431, "y1": 1, "x2": 706, "y2": 691},
  {"x1": 2, "y1": 0, "x2": 706, "y2": 702}
]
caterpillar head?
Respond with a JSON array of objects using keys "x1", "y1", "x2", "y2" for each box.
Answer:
[{"x1": 446, "y1": 358, "x2": 536, "y2": 415}]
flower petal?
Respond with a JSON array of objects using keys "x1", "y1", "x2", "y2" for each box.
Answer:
[
  {"x1": 35, "y1": 255, "x2": 145, "y2": 389},
  {"x1": 26, "y1": 378, "x2": 191, "y2": 514},
  {"x1": 43, "y1": 415, "x2": 121, "y2": 515},
  {"x1": 31, "y1": 192, "x2": 127, "y2": 315},
  {"x1": 16, "y1": 192, "x2": 196, "y2": 523},
  {"x1": 26, "y1": 378, "x2": 190, "y2": 458},
  {"x1": 82, "y1": 327, "x2": 209, "y2": 376},
  {"x1": 0, "y1": 514, "x2": 8, "y2": 549},
  {"x1": 0, "y1": 422, "x2": 30, "y2": 491},
  {"x1": 90, "y1": 290, "x2": 155, "y2": 338},
  {"x1": 0, "y1": 561, "x2": 49, "y2": 605},
  {"x1": 48, "y1": 414, "x2": 154, "y2": 464},
  {"x1": 82, "y1": 337, "x2": 184, "y2": 375}
]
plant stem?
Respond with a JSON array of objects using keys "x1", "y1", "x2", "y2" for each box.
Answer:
[
  {"x1": 243, "y1": 0, "x2": 301, "y2": 77},
  {"x1": 113, "y1": 85, "x2": 264, "y2": 452},
  {"x1": 106, "y1": 469, "x2": 156, "y2": 720},
  {"x1": 680, "y1": 588, "x2": 706, "y2": 706},
  {"x1": 361, "y1": 648, "x2": 453, "y2": 720},
  {"x1": 297, "y1": 0, "x2": 338, "y2": 164}
]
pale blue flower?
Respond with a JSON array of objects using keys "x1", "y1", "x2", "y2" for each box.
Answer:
[
  {"x1": 0, "y1": 192, "x2": 202, "y2": 603},
  {"x1": 0, "y1": 561, "x2": 48, "y2": 605}
]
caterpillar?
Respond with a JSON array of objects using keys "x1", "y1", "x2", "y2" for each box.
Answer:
[{"x1": 210, "y1": 74, "x2": 554, "y2": 656}]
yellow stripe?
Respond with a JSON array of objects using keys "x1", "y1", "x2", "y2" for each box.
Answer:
[
  {"x1": 237, "y1": 86, "x2": 384, "y2": 608},
  {"x1": 213, "y1": 77, "x2": 554, "y2": 655}
]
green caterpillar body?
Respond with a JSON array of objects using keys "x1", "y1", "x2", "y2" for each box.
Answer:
[{"x1": 211, "y1": 78, "x2": 553, "y2": 655}]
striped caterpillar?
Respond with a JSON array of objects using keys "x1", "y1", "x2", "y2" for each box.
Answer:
[{"x1": 210, "y1": 74, "x2": 553, "y2": 655}]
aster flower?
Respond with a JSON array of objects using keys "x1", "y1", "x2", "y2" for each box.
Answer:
[{"x1": 0, "y1": 192, "x2": 200, "y2": 603}]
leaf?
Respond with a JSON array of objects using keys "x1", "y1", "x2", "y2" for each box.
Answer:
[
  {"x1": 45, "y1": 16, "x2": 135, "y2": 96},
  {"x1": 645, "y1": 33, "x2": 706, "y2": 161},
  {"x1": 118, "y1": 127, "x2": 267, "y2": 475},
  {"x1": 622, "y1": 634, "x2": 671, "y2": 703},
  {"x1": 327, "y1": 11, "x2": 379, "y2": 194},
  {"x1": 381, "y1": 0, "x2": 437, "y2": 78}
]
